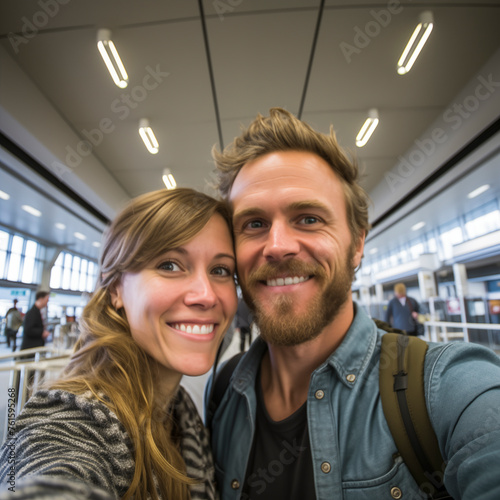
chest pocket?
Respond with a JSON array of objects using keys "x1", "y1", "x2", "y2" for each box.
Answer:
[{"x1": 342, "y1": 456, "x2": 426, "y2": 500}]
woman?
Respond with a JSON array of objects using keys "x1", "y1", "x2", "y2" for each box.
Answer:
[{"x1": 0, "y1": 188, "x2": 238, "y2": 500}]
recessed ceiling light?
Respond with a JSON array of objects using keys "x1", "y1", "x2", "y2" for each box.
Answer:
[
  {"x1": 467, "y1": 184, "x2": 490, "y2": 199},
  {"x1": 369, "y1": 248, "x2": 378, "y2": 254},
  {"x1": 411, "y1": 221, "x2": 426, "y2": 231},
  {"x1": 74, "y1": 232, "x2": 87, "y2": 240},
  {"x1": 55, "y1": 223, "x2": 66, "y2": 230},
  {"x1": 22, "y1": 205, "x2": 42, "y2": 217},
  {"x1": 0, "y1": 190, "x2": 10, "y2": 200},
  {"x1": 92, "y1": 241, "x2": 101, "y2": 248}
]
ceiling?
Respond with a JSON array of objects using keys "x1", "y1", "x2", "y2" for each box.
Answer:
[{"x1": 0, "y1": 1, "x2": 500, "y2": 264}]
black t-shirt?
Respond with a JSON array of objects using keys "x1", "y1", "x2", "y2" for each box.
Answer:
[{"x1": 242, "y1": 370, "x2": 316, "y2": 499}]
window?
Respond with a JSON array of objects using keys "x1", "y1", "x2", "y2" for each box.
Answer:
[
  {"x1": 7, "y1": 236, "x2": 23, "y2": 281},
  {"x1": 439, "y1": 223, "x2": 464, "y2": 260},
  {"x1": 409, "y1": 241, "x2": 425, "y2": 260},
  {"x1": 21, "y1": 240, "x2": 38, "y2": 283},
  {"x1": 0, "y1": 230, "x2": 40, "y2": 284},
  {"x1": 465, "y1": 203, "x2": 500, "y2": 239},
  {"x1": 49, "y1": 251, "x2": 98, "y2": 293},
  {"x1": 0, "y1": 230, "x2": 8, "y2": 279}
]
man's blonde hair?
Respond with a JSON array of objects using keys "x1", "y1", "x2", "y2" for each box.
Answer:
[{"x1": 213, "y1": 107, "x2": 371, "y2": 243}]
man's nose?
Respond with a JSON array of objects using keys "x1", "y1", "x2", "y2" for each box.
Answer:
[{"x1": 262, "y1": 221, "x2": 300, "y2": 261}]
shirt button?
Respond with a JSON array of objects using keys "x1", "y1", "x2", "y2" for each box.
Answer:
[
  {"x1": 390, "y1": 486, "x2": 402, "y2": 499},
  {"x1": 320, "y1": 462, "x2": 331, "y2": 474},
  {"x1": 346, "y1": 373, "x2": 356, "y2": 383},
  {"x1": 315, "y1": 389, "x2": 325, "y2": 400},
  {"x1": 231, "y1": 479, "x2": 240, "y2": 489}
]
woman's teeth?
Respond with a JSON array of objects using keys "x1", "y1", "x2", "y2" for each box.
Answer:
[{"x1": 172, "y1": 324, "x2": 215, "y2": 334}]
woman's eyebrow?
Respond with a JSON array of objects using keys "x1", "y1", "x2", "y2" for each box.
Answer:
[
  {"x1": 163, "y1": 248, "x2": 235, "y2": 262},
  {"x1": 214, "y1": 253, "x2": 236, "y2": 262}
]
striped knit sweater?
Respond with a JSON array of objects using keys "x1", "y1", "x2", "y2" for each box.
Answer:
[{"x1": 0, "y1": 386, "x2": 217, "y2": 499}]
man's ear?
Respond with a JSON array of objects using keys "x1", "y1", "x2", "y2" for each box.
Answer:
[
  {"x1": 352, "y1": 231, "x2": 366, "y2": 269},
  {"x1": 109, "y1": 281, "x2": 124, "y2": 310}
]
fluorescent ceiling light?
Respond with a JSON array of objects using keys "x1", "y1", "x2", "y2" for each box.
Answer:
[
  {"x1": 356, "y1": 108, "x2": 379, "y2": 148},
  {"x1": 74, "y1": 232, "x2": 87, "y2": 240},
  {"x1": 139, "y1": 119, "x2": 159, "y2": 154},
  {"x1": 55, "y1": 223, "x2": 66, "y2": 230},
  {"x1": 0, "y1": 190, "x2": 10, "y2": 200},
  {"x1": 97, "y1": 29, "x2": 128, "y2": 88},
  {"x1": 22, "y1": 205, "x2": 42, "y2": 217},
  {"x1": 411, "y1": 221, "x2": 426, "y2": 231},
  {"x1": 369, "y1": 247, "x2": 378, "y2": 255},
  {"x1": 467, "y1": 184, "x2": 490, "y2": 199},
  {"x1": 397, "y1": 11, "x2": 434, "y2": 75},
  {"x1": 162, "y1": 169, "x2": 177, "y2": 190},
  {"x1": 92, "y1": 241, "x2": 101, "y2": 248}
]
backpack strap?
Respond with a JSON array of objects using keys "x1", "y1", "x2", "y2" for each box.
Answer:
[
  {"x1": 206, "y1": 351, "x2": 245, "y2": 431},
  {"x1": 380, "y1": 333, "x2": 451, "y2": 499}
]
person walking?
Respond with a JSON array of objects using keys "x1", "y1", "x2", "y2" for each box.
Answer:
[
  {"x1": 20, "y1": 291, "x2": 51, "y2": 351},
  {"x1": 5, "y1": 298, "x2": 23, "y2": 351},
  {"x1": 385, "y1": 282, "x2": 421, "y2": 336}
]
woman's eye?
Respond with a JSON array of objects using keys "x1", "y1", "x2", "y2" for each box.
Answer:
[
  {"x1": 212, "y1": 266, "x2": 233, "y2": 277},
  {"x1": 158, "y1": 261, "x2": 181, "y2": 272}
]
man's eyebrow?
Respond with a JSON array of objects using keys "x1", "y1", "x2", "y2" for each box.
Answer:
[
  {"x1": 287, "y1": 200, "x2": 331, "y2": 212},
  {"x1": 232, "y1": 207, "x2": 267, "y2": 222},
  {"x1": 233, "y1": 200, "x2": 331, "y2": 221}
]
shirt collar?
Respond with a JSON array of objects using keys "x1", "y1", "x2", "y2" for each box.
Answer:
[{"x1": 322, "y1": 303, "x2": 378, "y2": 387}]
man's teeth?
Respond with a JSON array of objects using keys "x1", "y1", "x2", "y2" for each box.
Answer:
[
  {"x1": 266, "y1": 276, "x2": 309, "y2": 287},
  {"x1": 173, "y1": 324, "x2": 215, "y2": 334}
]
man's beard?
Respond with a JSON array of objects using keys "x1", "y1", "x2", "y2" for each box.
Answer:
[{"x1": 240, "y1": 246, "x2": 356, "y2": 347}]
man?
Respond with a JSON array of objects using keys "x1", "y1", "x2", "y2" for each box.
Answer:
[
  {"x1": 20, "y1": 290, "x2": 51, "y2": 351},
  {"x1": 385, "y1": 282, "x2": 421, "y2": 336},
  {"x1": 5, "y1": 298, "x2": 23, "y2": 351},
  {"x1": 207, "y1": 108, "x2": 500, "y2": 499}
]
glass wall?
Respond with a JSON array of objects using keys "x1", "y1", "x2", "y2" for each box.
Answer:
[
  {"x1": 49, "y1": 251, "x2": 97, "y2": 293},
  {"x1": 361, "y1": 198, "x2": 500, "y2": 283},
  {"x1": 0, "y1": 229, "x2": 41, "y2": 284}
]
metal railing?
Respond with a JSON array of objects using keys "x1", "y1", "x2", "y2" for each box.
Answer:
[
  {"x1": 1, "y1": 345, "x2": 73, "y2": 443},
  {"x1": 423, "y1": 320, "x2": 500, "y2": 347}
]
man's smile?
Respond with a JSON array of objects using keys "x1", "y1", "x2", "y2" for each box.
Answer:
[{"x1": 264, "y1": 275, "x2": 311, "y2": 287}]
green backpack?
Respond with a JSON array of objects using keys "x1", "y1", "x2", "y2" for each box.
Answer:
[
  {"x1": 379, "y1": 328, "x2": 451, "y2": 499},
  {"x1": 207, "y1": 321, "x2": 452, "y2": 499}
]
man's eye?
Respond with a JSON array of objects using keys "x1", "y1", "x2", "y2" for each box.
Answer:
[
  {"x1": 245, "y1": 220, "x2": 264, "y2": 230},
  {"x1": 299, "y1": 216, "x2": 320, "y2": 225},
  {"x1": 158, "y1": 261, "x2": 181, "y2": 272}
]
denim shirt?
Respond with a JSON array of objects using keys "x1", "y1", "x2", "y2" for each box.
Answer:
[{"x1": 207, "y1": 305, "x2": 500, "y2": 500}]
